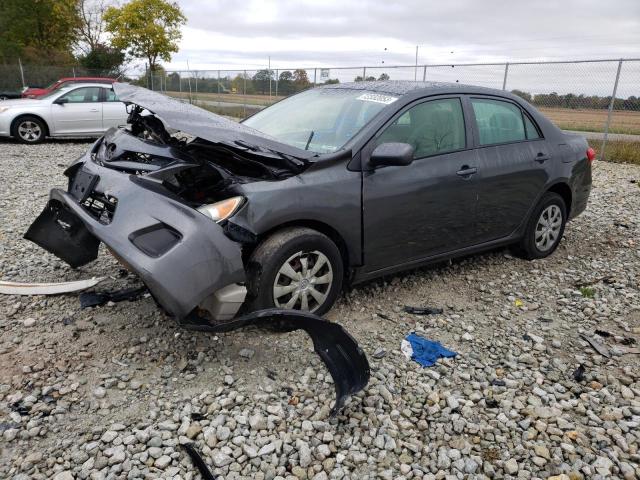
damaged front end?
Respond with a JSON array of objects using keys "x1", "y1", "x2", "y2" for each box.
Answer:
[{"x1": 25, "y1": 83, "x2": 311, "y2": 320}]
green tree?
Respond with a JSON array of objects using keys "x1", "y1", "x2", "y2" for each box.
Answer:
[
  {"x1": 78, "y1": 44, "x2": 125, "y2": 75},
  {"x1": 378, "y1": 73, "x2": 390, "y2": 81},
  {"x1": 252, "y1": 69, "x2": 274, "y2": 94},
  {"x1": 104, "y1": 0, "x2": 186, "y2": 72},
  {"x1": 293, "y1": 69, "x2": 310, "y2": 87},
  {"x1": 0, "y1": 0, "x2": 80, "y2": 63}
]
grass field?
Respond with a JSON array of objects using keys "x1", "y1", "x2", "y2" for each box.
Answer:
[
  {"x1": 589, "y1": 139, "x2": 640, "y2": 165},
  {"x1": 538, "y1": 107, "x2": 640, "y2": 136},
  {"x1": 166, "y1": 90, "x2": 283, "y2": 106}
]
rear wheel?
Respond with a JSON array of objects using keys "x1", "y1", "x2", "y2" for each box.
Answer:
[
  {"x1": 12, "y1": 115, "x2": 47, "y2": 144},
  {"x1": 244, "y1": 227, "x2": 344, "y2": 316},
  {"x1": 516, "y1": 192, "x2": 567, "y2": 259}
]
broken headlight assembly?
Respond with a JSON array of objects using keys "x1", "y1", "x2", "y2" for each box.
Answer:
[{"x1": 197, "y1": 196, "x2": 244, "y2": 223}]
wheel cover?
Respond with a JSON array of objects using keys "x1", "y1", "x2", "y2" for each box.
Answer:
[
  {"x1": 273, "y1": 250, "x2": 333, "y2": 312},
  {"x1": 18, "y1": 120, "x2": 42, "y2": 142},
  {"x1": 535, "y1": 204, "x2": 562, "y2": 252}
]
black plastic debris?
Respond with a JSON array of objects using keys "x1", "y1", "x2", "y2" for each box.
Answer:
[
  {"x1": 403, "y1": 305, "x2": 444, "y2": 315},
  {"x1": 180, "y1": 443, "x2": 217, "y2": 480},
  {"x1": 180, "y1": 308, "x2": 370, "y2": 416},
  {"x1": 485, "y1": 398, "x2": 499, "y2": 408},
  {"x1": 621, "y1": 337, "x2": 637, "y2": 346},
  {"x1": 573, "y1": 364, "x2": 586, "y2": 382},
  {"x1": 595, "y1": 329, "x2": 612, "y2": 338},
  {"x1": 79, "y1": 286, "x2": 148, "y2": 309}
]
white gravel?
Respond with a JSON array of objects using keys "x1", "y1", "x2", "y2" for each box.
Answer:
[{"x1": 1, "y1": 139, "x2": 639, "y2": 480}]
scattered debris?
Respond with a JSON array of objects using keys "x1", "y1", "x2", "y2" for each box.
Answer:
[
  {"x1": 572, "y1": 364, "x2": 586, "y2": 382},
  {"x1": 594, "y1": 329, "x2": 612, "y2": 338},
  {"x1": 401, "y1": 333, "x2": 457, "y2": 367},
  {"x1": 180, "y1": 443, "x2": 217, "y2": 480},
  {"x1": 620, "y1": 337, "x2": 637, "y2": 346},
  {"x1": 580, "y1": 333, "x2": 611, "y2": 358},
  {"x1": 376, "y1": 312, "x2": 392, "y2": 321},
  {"x1": 0, "y1": 277, "x2": 105, "y2": 296},
  {"x1": 372, "y1": 347, "x2": 386, "y2": 359},
  {"x1": 574, "y1": 275, "x2": 615, "y2": 288},
  {"x1": 180, "y1": 308, "x2": 370, "y2": 416},
  {"x1": 403, "y1": 305, "x2": 443, "y2": 315},
  {"x1": 485, "y1": 398, "x2": 499, "y2": 408},
  {"x1": 79, "y1": 286, "x2": 148, "y2": 309},
  {"x1": 514, "y1": 298, "x2": 524, "y2": 308}
]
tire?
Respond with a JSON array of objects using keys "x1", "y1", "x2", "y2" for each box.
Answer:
[
  {"x1": 516, "y1": 192, "x2": 567, "y2": 259},
  {"x1": 0, "y1": 95, "x2": 8, "y2": 101},
  {"x1": 244, "y1": 227, "x2": 344, "y2": 316},
  {"x1": 12, "y1": 115, "x2": 47, "y2": 144}
]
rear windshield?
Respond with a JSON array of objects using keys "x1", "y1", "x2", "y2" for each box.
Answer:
[{"x1": 243, "y1": 88, "x2": 397, "y2": 153}]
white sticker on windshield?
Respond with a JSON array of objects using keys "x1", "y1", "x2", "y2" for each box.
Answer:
[{"x1": 356, "y1": 93, "x2": 398, "y2": 105}]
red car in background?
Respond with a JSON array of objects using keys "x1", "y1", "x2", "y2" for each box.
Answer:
[{"x1": 22, "y1": 77, "x2": 117, "y2": 98}]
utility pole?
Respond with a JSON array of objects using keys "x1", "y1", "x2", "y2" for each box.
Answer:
[
  {"x1": 414, "y1": 45, "x2": 419, "y2": 81},
  {"x1": 268, "y1": 56, "x2": 272, "y2": 102}
]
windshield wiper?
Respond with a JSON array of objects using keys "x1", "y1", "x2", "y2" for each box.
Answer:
[{"x1": 304, "y1": 131, "x2": 315, "y2": 151}]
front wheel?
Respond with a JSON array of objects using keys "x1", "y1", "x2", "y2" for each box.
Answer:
[
  {"x1": 516, "y1": 192, "x2": 567, "y2": 259},
  {"x1": 12, "y1": 115, "x2": 47, "y2": 144},
  {"x1": 244, "y1": 227, "x2": 344, "y2": 316}
]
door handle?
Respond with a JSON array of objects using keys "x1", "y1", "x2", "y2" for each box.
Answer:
[
  {"x1": 535, "y1": 152, "x2": 550, "y2": 163},
  {"x1": 456, "y1": 166, "x2": 477, "y2": 177}
]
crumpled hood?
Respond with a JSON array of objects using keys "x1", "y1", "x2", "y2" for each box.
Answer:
[{"x1": 113, "y1": 82, "x2": 315, "y2": 160}]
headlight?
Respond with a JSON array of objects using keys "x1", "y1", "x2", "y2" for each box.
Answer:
[
  {"x1": 0, "y1": 106, "x2": 11, "y2": 114},
  {"x1": 197, "y1": 196, "x2": 244, "y2": 223}
]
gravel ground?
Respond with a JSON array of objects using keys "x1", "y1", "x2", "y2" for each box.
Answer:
[{"x1": 1, "y1": 139, "x2": 639, "y2": 480}]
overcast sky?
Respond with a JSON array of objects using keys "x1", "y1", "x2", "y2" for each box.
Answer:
[{"x1": 168, "y1": 0, "x2": 640, "y2": 71}]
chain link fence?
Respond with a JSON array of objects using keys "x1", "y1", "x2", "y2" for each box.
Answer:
[{"x1": 1, "y1": 59, "x2": 638, "y2": 160}]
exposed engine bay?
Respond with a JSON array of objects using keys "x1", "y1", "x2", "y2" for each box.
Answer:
[{"x1": 94, "y1": 104, "x2": 310, "y2": 208}]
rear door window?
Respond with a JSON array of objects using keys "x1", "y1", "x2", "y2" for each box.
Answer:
[{"x1": 471, "y1": 98, "x2": 526, "y2": 145}]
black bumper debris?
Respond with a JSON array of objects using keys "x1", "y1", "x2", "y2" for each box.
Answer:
[{"x1": 181, "y1": 309, "x2": 370, "y2": 416}]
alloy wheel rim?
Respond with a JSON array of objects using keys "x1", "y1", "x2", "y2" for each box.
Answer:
[
  {"x1": 535, "y1": 204, "x2": 562, "y2": 252},
  {"x1": 273, "y1": 250, "x2": 333, "y2": 312},
  {"x1": 18, "y1": 121, "x2": 41, "y2": 142}
]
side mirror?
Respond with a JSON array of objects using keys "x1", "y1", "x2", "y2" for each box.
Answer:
[
  {"x1": 369, "y1": 142, "x2": 414, "y2": 168},
  {"x1": 54, "y1": 97, "x2": 68, "y2": 105}
]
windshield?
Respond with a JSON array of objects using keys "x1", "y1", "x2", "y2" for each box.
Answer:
[{"x1": 242, "y1": 88, "x2": 397, "y2": 153}]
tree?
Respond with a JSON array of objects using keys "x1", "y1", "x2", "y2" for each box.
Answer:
[
  {"x1": 104, "y1": 0, "x2": 186, "y2": 72},
  {"x1": 0, "y1": 0, "x2": 80, "y2": 64},
  {"x1": 252, "y1": 69, "x2": 274, "y2": 94},
  {"x1": 78, "y1": 44, "x2": 126, "y2": 75},
  {"x1": 324, "y1": 78, "x2": 339, "y2": 84},
  {"x1": 293, "y1": 69, "x2": 310, "y2": 87},
  {"x1": 76, "y1": 0, "x2": 109, "y2": 54},
  {"x1": 378, "y1": 73, "x2": 390, "y2": 81}
]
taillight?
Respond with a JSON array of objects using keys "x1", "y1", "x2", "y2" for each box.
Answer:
[{"x1": 586, "y1": 147, "x2": 596, "y2": 163}]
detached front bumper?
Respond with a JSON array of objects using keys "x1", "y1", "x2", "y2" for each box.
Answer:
[{"x1": 25, "y1": 152, "x2": 245, "y2": 319}]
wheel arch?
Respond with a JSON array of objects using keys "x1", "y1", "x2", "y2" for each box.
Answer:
[
  {"x1": 547, "y1": 181, "x2": 572, "y2": 216},
  {"x1": 249, "y1": 219, "x2": 352, "y2": 276},
  {"x1": 11, "y1": 113, "x2": 51, "y2": 138}
]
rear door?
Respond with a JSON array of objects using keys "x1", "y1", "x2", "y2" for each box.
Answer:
[
  {"x1": 468, "y1": 96, "x2": 550, "y2": 242},
  {"x1": 51, "y1": 86, "x2": 103, "y2": 135},
  {"x1": 100, "y1": 87, "x2": 128, "y2": 130},
  {"x1": 362, "y1": 96, "x2": 479, "y2": 272}
]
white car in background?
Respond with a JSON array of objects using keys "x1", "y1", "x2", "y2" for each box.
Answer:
[{"x1": 0, "y1": 83, "x2": 129, "y2": 144}]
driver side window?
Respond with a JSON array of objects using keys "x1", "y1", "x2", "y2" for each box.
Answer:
[
  {"x1": 376, "y1": 98, "x2": 466, "y2": 158},
  {"x1": 59, "y1": 87, "x2": 101, "y2": 103}
]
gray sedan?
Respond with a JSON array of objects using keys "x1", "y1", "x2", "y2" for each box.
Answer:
[
  {"x1": 27, "y1": 81, "x2": 593, "y2": 320},
  {"x1": 0, "y1": 83, "x2": 128, "y2": 143}
]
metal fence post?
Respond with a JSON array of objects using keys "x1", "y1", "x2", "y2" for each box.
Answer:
[
  {"x1": 243, "y1": 70, "x2": 247, "y2": 118},
  {"x1": 217, "y1": 70, "x2": 221, "y2": 96},
  {"x1": 314, "y1": 68, "x2": 317, "y2": 86},
  {"x1": 422, "y1": 65, "x2": 427, "y2": 82},
  {"x1": 275, "y1": 69, "x2": 278, "y2": 98},
  {"x1": 502, "y1": 62, "x2": 509, "y2": 90},
  {"x1": 362, "y1": 67, "x2": 366, "y2": 81},
  {"x1": 18, "y1": 58, "x2": 26, "y2": 88},
  {"x1": 600, "y1": 59, "x2": 623, "y2": 161}
]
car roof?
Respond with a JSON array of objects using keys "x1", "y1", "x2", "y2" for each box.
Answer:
[
  {"x1": 319, "y1": 80, "x2": 513, "y2": 99},
  {"x1": 57, "y1": 77, "x2": 116, "y2": 82}
]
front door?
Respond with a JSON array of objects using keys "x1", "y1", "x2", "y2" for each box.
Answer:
[
  {"x1": 362, "y1": 97, "x2": 479, "y2": 272},
  {"x1": 51, "y1": 86, "x2": 103, "y2": 135}
]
